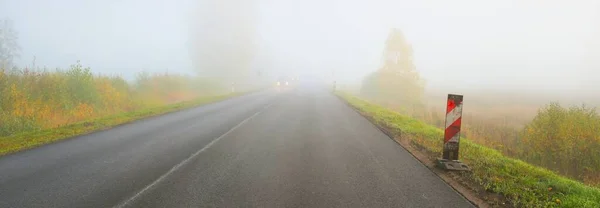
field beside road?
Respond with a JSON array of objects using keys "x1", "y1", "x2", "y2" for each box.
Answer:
[
  {"x1": 0, "y1": 92, "x2": 247, "y2": 156},
  {"x1": 0, "y1": 63, "x2": 256, "y2": 156}
]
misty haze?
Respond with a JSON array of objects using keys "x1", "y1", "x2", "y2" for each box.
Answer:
[{"x1": 1, "y1": 0, "x2": 599, "y2": 207}]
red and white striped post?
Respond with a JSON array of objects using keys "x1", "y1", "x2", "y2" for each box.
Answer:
[
  {"x1": 444, "y1": 94, "x2": 463, "y2": 160},
  {"x1": 437, "y1": 94, "x2": 470, "y2": 171}
]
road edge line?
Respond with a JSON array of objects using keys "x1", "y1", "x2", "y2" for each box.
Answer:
[{"x1": 113, "y1": 102, "x2": 274, "y2": 208}]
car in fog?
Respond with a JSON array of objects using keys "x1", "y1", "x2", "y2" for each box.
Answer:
[{"x1": 276, "y1": 76, "x2": 293, "y2": 90}]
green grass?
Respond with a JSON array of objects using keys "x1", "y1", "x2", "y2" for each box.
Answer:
[
  {"x1": 337, "y1": 92, "x2": 600, "y2": 208},
  {"x1": 0, "y1": 92, "x2": 249, "y2": 157}
]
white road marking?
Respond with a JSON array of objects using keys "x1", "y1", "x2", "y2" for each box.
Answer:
[{"x1": 113, "y1": 103, "x2": 273, "y2": 208}]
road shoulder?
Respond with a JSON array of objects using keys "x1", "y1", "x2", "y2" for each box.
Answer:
[{"x1": 335, "y1": 93, "x2": 501, "y2": 208}]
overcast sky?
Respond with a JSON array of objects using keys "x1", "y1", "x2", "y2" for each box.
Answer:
[{"x1": 1, "y1": 0, "x2": 599, "y2": 95}]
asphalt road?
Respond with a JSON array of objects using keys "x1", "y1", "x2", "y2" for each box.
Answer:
[{"x1": 0, "y1": 84, "x2": 474, "y2": 208}]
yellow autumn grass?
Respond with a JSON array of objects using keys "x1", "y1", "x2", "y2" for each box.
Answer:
[{"x1": 0, "y1": 62, "x2": 241, "y2": 155}]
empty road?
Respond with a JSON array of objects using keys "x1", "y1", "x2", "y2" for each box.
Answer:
[{"x1": 0, "y1": 83, "x2": 473, "y2": 208}]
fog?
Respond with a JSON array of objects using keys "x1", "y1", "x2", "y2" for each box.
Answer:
[{"x1": 2, "y1": 0, "x2": 599, "y2": 99}]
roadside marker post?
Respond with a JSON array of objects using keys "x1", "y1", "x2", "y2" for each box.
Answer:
[{"x1": 437, "y1": 94, "x2": 470, "y2": 171}]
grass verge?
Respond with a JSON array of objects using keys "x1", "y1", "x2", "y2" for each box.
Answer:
[
  {"x1": 336, "y1": 91, "x2": 600, "y2": 208},
  {"x1": 0, "y1": 92, "x2": 250, "y2": 157}
]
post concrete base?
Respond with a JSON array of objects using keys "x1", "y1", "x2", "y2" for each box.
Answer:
[{"x1": 436, "y1": 159, "x2": 471, "y2": 171}]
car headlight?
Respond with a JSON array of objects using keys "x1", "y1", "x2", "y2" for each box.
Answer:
[
  {"x1": 285, "y1": 81, "x2": 289, "y2": 85},
  {"x1": 277, "y1": 81, "x2": 280, "y2": 86}
]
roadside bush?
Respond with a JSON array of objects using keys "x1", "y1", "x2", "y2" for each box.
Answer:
[
  {"x1": 520, "y1": 103, "x2": 600, "y2": 184},
  {"x1": 0, "y1": 62, "x2": 220, "y2": 137}
]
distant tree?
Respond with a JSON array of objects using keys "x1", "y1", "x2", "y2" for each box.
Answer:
[
  {"x1": 188, "y1": 0, "x2": 258, "y2": 86},
  {"x1": 361, "y1": 28, "x2": 424, "y2": 106},
  {"x1": 0, "y1": 19, "x2": 20, "y2": 69}
]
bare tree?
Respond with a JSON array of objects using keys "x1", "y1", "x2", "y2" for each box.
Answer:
[{"x1": 0, "y1": 18, "x2": 20, "y2": 70}]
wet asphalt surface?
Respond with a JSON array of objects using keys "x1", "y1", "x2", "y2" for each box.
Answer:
[{"x1": 0, "y1": 85, "x2": 473, "y2": 208}]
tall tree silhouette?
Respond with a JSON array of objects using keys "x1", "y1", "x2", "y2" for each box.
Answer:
[
  {"x1": 188, "y1": 0, "x2": 258, "y2": 86},
  {"x1": 0, "y1": 19, "x2": 20, "y2": 70},
  {"x1": 361, "y1": 28, "x2": 424, "y2": 106}
]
